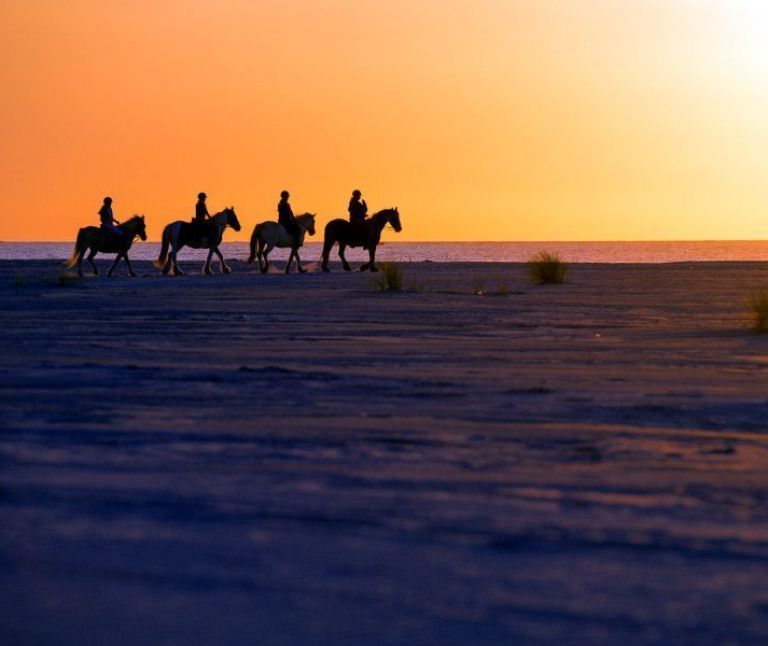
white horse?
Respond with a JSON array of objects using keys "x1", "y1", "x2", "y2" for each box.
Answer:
[
  {"x1": 246, "y1": 212, "x2": 316, "y2": 274},
  {"x1": 154, "y1": 207, "x2": 241, "y2": 276}
]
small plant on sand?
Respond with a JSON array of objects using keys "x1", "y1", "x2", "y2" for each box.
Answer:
[
  {"x1": 56, "y1": 269, "x2": 83, "y2": 288},
  {"x1": 472, "y1": 277, "x2": 486, "y2": 296},
  {"x1": 373, "y1": 262, "x2": 403, "y2": 291},
  {"x1": 528, "y1": 251, "x2": 567, "y2": 285},
  {"x1": 748, "y1": 289, "x2": 768, "y2": 332}
]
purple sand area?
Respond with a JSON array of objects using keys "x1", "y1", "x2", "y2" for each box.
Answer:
[{"x1": 2, "y1": 259, "x2": 768, "y2": 644}]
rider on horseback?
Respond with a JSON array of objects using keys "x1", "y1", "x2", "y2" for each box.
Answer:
[
  {"x1": 278, "y1": 190, "x2": 302, "y2": 252},
  {"x1": 190, "y1": 192, "x2": 211, "y2": 243},
  {"x1": 98, "y1": 197, "x2": 123, "y2": 241},
  {"x1": 348, "y1": 189, "x2": 368, "y2": 245}
]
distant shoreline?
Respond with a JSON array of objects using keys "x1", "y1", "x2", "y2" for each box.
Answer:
[{"x1": 4, "y1": 240, "x2": 768, "y2": 264}]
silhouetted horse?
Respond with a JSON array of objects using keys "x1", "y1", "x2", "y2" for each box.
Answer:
[
  {"x1": 154, "y1": 208, "x2": 241, "y2": 276},
  {"x1": 247, "y1": 213, "x2": 316, "y2": 274},
  {"x1": 321, "y1": 208, "x2": 401, "y2": 272},
  {"x1": 65, "y1": 215, "x2": 147, "y2": 277}
]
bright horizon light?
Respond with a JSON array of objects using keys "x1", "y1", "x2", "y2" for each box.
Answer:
[{"x1": 1, "y1": 1, "x2": 768, "y2": 243}]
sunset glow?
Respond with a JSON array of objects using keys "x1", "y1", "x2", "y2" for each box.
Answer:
[{"x1": 2, "y1": 0, "x2": 768, "y2": 242}]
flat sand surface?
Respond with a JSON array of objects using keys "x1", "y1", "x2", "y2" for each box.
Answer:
[{"x1": 2, "y1": 259, "x2": 768, "y2": 644}]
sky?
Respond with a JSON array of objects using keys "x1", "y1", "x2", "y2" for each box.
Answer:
[{"x1": 1, "y1": 0, "x2": 768, "y2": 242}]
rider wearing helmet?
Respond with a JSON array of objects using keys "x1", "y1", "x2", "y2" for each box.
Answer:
[
  {"x1": 195, "y1": 192, "x2": 210, "y2": 222},
  {"x1": 98, "y1": 196, "x2": 123, "y2": 240},
  {"x1": 348, "y1": 189, "x2": 368, "y2": 244},
  {"x1": 190, "y1": 192, "x2": 211, "y2": 242},
  {"x1": 348, "y1": 189, "x2": 367, "y2": 225},
  {"x1": 278, "y1": 190, "x2": 301, "y2": 251}
]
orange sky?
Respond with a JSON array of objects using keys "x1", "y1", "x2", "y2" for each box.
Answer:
[{"x1": 2, "y1": 0, "x2": 768, "y2": 242}]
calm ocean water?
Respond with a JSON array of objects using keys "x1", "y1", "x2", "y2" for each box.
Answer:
[{"x1": 2, "y1": 241, "x2": 768, "y2": 263}]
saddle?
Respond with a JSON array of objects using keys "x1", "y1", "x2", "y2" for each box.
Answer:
[
  {"x1": 348, "y1": 221, "x2": 369, "y2": 249},
  {"x1": 100, "y1": 227, "x2": 124, "y2": 248},
  {"x1": 278, "y1": 222, "x2": 301, "y2": 246},
  {"x1": 187, "y1": 220, "x2": 213, "y2": 245}
]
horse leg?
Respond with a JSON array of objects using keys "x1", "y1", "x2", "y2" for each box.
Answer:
[
  {"x1": 87, "y1": 250, "x2": 99, "y2": 276},
  {"x1": 262, "y1": 243, "x2": 274, "y2": 274},
  {"x1": 285, "y1": 249, "x2": 295, "y2": 274},
  {"x1": 321, "y1": 240, "x2": 332, "y2": 272},
  {"x1": 172, "y1": 247, "x2": 184, "y2": 276},
  {"x1": 338, "y1": 243, "x2": 351, "y2": 272},
  {"x1": 77, "y1": 245, "x2": 85, "y2": 277},
  {"x1": 108, "y1": 253, "x2": 122, "y2": 277},
  {"x1": 256, "y1": 240, "x2": 264, "y2": 272},
  {"x1": 214, "y1": 246, "x2": 230, "y2": 273},
  {"x1": 124, "y1": 253, "x2": 137, "y2": 277},
  {"x1": 368, "y1": 245, "x2": 379, "y2": 272},
  {"x1": 296, "y1": 249, "x2": 306, "y2": 273},
  {"x1": 204, "y1": 249, "x2": 214, "y2": 275}
]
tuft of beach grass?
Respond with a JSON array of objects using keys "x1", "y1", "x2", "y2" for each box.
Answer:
[
  {"x1": 528, "y1": 251, "x2": 567, "y2": 285},
  {"x1": 748, "y1": 289, "x2": 768, "y2": 332},
  {"x1": 373, "y1": 262, "x2": 404, "y2": 291},
  {"x1": 56, "y1": 269, "x2": 83, "y2": 288}
]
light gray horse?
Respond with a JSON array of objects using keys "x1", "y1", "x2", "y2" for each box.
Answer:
[
  {"x1": 247, "y1": 213, "x2": 316, "y2": 273},
  {"x1": 154, "y1": 208, "x2": 241, "y2": 276}
]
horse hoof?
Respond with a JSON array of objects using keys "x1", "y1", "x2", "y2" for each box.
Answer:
[
  {"x1": 370, "y1": 266, "x2": 379, "y2": 273},
  {"x1": 298, "y1": 268, "x2": 307, "y2": 274},
  {"x1": 129, "y1": 272, "x2": 137, "y2": 278},
  {"x1": 343, "y1": 266, "x2": 351, "y2": 272},
  {"x1": 223, "y1": 267, "x2": 231, "y2": 274},
  {"x1": 322, "y1": 267, "x2": 329, "y2": 273}
]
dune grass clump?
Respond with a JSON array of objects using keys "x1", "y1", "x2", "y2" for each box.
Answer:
[
  {"x1": 528, "y1": 251, "x2": 567, "y2": 285},
  {"x1": 748, "y1": 289, "x2": 768, "y2": 332},
  {"x1": 56, "y1": 269, "x2": 83, "y2": 288},
  {"x1": 373, "y1": 262, "x2": 404, "y2": 292}
]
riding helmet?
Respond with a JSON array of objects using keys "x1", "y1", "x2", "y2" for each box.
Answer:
[
  {"x1": 280, "y1": 190, "x2": 290, "y2": 198},
  {"x1": 198, "y1": 192, "x2": 207, "y2": 199},
  {"x1": 352, "y1": 189, "x2": 362, "y2": 197},
  {"x1": 103, "y1": 196, "x2": 113, "y2": 204}
]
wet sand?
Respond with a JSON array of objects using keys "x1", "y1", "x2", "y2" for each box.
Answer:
[{"x1": 2, "y1": 259, "x2": 768, "y2": 644}]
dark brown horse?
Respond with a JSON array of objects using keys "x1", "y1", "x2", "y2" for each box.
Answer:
[
  {"x1": 321, "y1": 208, "x2": 402, "y2": 272},
  {"x1": 154, "y1": 208, "x2": 241, "y2": 275},
  {"x1": 65, "y1": 215, "x2": 148, "y2": 277}
]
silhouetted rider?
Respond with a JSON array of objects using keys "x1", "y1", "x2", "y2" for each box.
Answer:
[
  {"x1": 278, "y1": 190, "x2": 301, "y2": 250},
  {"x1": 348, "y1": 189, "x2": 368, "y2": 244},
  {"x1": 98, "y1": 196, "x2": 123, "y2": 240},
  {"x1": 195, "y1": 192, "x2": 210, "y2": 221},
  {"x1": 190, "y1": 192, "x2": 211, "y2": 241},
  {"x1": 348, "y1": 189, "x2": 367, "y2": 225}
]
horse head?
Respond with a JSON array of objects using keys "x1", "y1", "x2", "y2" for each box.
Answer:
[
  {"x1": 137, "y1": 215, "x2": 148, "y2": 240},
  {"x1": 298, "y1": 212, "x2": 316, "y2": 236},
  {"x1": 225, "y1": 207, "x2": 242, "y2": 232},
  {"x1": 125, "y1": 214, "x2": 148, "y2": 240},
  {"x1": 388, "y1": 207, "x2": 402, "y2": 232}
]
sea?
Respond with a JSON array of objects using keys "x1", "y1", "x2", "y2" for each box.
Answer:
[{"x1": 2, "y1": 241, "x2": 768, "y2": 264}]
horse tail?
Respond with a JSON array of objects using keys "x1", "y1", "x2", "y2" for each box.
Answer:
[
  {"x1": 247, "y1": 224, "x2": 263, "y2": 264},
  {"x1": 64, "y1": 229, "x2": 86, "y2": 268},
  {"x1": 153, "y1": 225, "x2": 171, "y2": 269}
]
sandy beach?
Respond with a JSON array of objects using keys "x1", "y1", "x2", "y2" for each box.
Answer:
[{"x1": 2, "y1": 259, "x2": 768, "y2": 644}]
